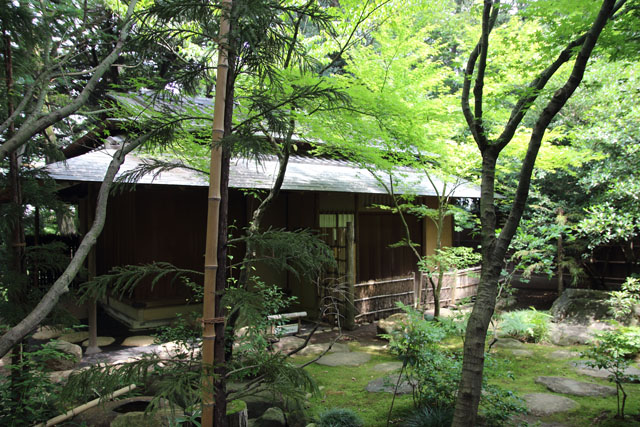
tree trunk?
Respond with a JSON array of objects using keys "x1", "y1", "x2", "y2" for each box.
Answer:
[{"x1": 0, "y1": 141, "x2": 143, "y2": 358}]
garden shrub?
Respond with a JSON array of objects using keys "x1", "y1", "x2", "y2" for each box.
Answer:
[
  {"x1": 499, "y1": 308, "x2": 551, "y2": 342},
  {"x1": 607, "y1": 276, "x2": 640, "y2": 322},
  {"x1": 581, "y1": 326, "x2": 640, "y2": 419},
  {"x1": 386, "y1": 304, "x2": 525, "y2": 426},
  {"x1": 404, "y1": 405, "x2": 454, "y2": 427},
  {"x1": 317, "y1": 408, "x2": 364, "y2": 427},
  {"x1": 0, "y1": 346, "x2": 65, "y2": 426}
]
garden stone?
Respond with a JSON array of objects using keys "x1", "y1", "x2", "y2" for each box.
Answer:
[
  {"x1": 535, "y1": 376, "x2": 616, "y2": 397},
  {"x1": 110, "y1": 408, "x2": 182, "y2": 427},
  {"x1": 365, "y1": 375, "x2": 413, "y2": 394},
  {"x1": 549, "y1": 323, "x2": 595, "y2": 346},
  {"x1": 572, "y1": 360, "x2": 640, "y2": 382},
  {"x1": 493, "y1": 338, "x2": 524, "y2": 348},
  {"x1": 550, "y1": 289, "x2": 611, "y2": 324},
  {"x1": 547, "y1": 350, "x2": 580, "y2": 360},
  {"x1": 317, "y1": 351, "x2": 370, "y2": 367},
  {"x1": 44, "y1": 340, "x2": 82, "y2": 371},
  {"x1": 81, "y1": 336, "x2": 115, "y2": 347},
  {"x1": 254, "y1": 407, "x2": 286, "y2": 427},
  {"x1": 32, "y1": 325, "x2": 64, "y2": 340},
  {"x1": 376, "y1": 313, "x2": 408, "y2": 337},
  {"x1": 297, "y1": 342, "x2": 350, "y2": 356},
  {"x1": 271, "y1": 336, "x2": 305, "y2": 353},
  {"x1": 121, "y1": 335, "x2": 155, "y2": 347},
  {"x1": 424, "y1": 307, "x2": 454, "y2": 319},
  {"x1": 59, "y1": 331, "x2": 89, "y2": 344},
  {"x1": 72, "y1": 396, "x2": 171, "y2": 427},
  {"x1": 512, "y1": 349, "x2": 534, "y2": 357},
  {"x1": 372, "y1": 361, "x2": 403, "y2": 373},
  {"x1": 523, "y1": 393, "x2": 577, "y2": 416}
]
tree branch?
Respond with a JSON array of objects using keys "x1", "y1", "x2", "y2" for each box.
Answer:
[{"x1": 0, "y1": 0, "x2": 139, "y2": 159}]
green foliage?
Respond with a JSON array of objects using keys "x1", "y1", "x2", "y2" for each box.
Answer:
[
  {"x1": 384, "y1": 304, "x2": 525, "y2": 425},
  {"x1": 418, "y1": 246, "x2": 481, "y2": 277},
  {"x1": 0, "y1": 346, "x2": 65, "y2": 426},
  {"x1": 233, "y1": 228, "x2": 337, "y2": 281},
  {"x1": 316, "y1": 407, "x2": 364, "y2": 427},
  {"x1": 78, "y1": 262, "x2": 203, "y2": 303},
  {"x1": 581, "y1": 326, "x2": 640, "y2": 418},
  {"x1": 404, "y1": 405, "x2": 454, "y2": 427},
  {"x1": 499, "y1": 308, "x2": 552, "y2": 343},
  {"x1": 607, "y1": 277, "x2": 640, "y2": 322}
]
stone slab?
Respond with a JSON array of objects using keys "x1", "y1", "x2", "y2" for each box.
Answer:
[
  {"x1": 535, "y1": 376, "x2": 616, "y2": 397},
  {"x1": 372, "y1": 361, "x2": 403, "y2": 373},
  {"x1": 572, "y1": 360, "x2": 640, "y2": 382},
  {"x1": 316, "y1": 351, "x2": 370, "y2": 367},
  {"x1": 523, "y1": 393, "x2": 578, "y2": 416},
  {"x1": 81, "y1": 336, "x2": 115, "y2": 347},
  {"x1": 297, "y1": 342, "x2": 350, "y2": 356},
  {"x1": 59, "y1": 331, "x2": 89, "y2": 344},
  {"x1": 493, "y1": 338, "x2": 525, "y2": 348},
  {"x1": 33, "y1": 326, "x2": 64, "y2": 340},
  {"x1": 547, "y1": 350, "x2": 580, "y2": 360},
  {"x1": 365, "y1": 375, "x2": 413, "y2": 394},
  {"x1": 121, "y1": 335, "x2": 156, "y2": 347}
]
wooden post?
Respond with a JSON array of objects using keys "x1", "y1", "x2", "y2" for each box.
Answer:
[
  {"x1": 450, "y1": 270, "x2": 459, "y2": 307},
  {"x1": 412, "y1": 271, "x2": 417, "y2": 308},
  {"x1": 345, "y1": 221, "x2": 356, "y2": 330},
  {"x1": 202, "y1": 1, "x2": 231, "y2": 425}
]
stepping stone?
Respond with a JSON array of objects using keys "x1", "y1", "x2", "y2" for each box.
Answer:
[
  {"x1": 365, "y1": 375, "x2": 413, "y2": 394},
  {"x1": 512, "y1": 349, "x2": 534, "y2": 357},
  {"x1": 523, "y1": 393, "x2": 577, "y2": 416},
  {"x1": 297, "y1": 342, "x2": 350, "y2": 356},
  {"x1": 271, "y1": 336, "x2": 306, "y2": 353},
  {"x1": 372, "y1": 362, "x2": 403, "y2": 373},
  {"x1": 33, "y1": 326, "x2": 64, "y2": 340},
  {"x1": 121, "y1": 335, "x2": 156, "y2": 347},
  {"x1": 316, "y1": 351, "x2": 370, "y2": 367},
  {"x1": 493, "y1": 338, "x2": 525, "y2": 348},
  {"x1": 59, "y1": 331, "x2": 89, "y2": 344},
  {"x1": 81, "y1": 337, "x2": 116, "y2": 347},
  {"x1": 535, "y1": 376, "x2": 616, "y2": 397},
  {"x1": 547, "y1": 350, "x2": 580, "y2": 360},
  {"x1": 572, "y1": 360, "x2": 640, "y2": 382}
]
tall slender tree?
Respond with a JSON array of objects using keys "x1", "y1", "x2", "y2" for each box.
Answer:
[{"x1": 452, "y1": 0, "x2": 628, "y2": 424}]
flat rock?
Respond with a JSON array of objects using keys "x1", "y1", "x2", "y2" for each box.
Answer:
[
  {"x1": 121, "y1": 335, "x2": 156, "y2": 347},
  {"x1": 316, "y1": 351, "x2": 370, "y2": 367},
  {"x1": 512, "y1": 349, "x2": 535, "y2": 357},
  {"x1": 549, "y1": 323, "x2": 600, "y2": 346},
  {"x1": 523, "y1": 393, "x2": 578, "y2": 416},
  {"x1": 59, "y1": 331, "x2": 89, "y2": 344},
  {"x1": 44, "y1": 340, "x2": 82, "y2": 371},
  {"x1": 33, "y1": 325, "x2": 64, "y2": 340},
  {"x1": 572, "y1": 360, "x2": 640, "y2": 382},
  {"x1": 547, "y1": 350, "x2": 580, "y2": 360},
  {"x1": 372, "y1": 362, "x2": 403, "y2": 373},
  {"x1": 81, "y1": 336, "x2": 115, "y2": 347},
  {"x1": 297, "y1": 342, "x2": 350, "y2": 356},
  {"x1": 376, "y1": 313, "x2": 408, "y2": 337},
  {"x1": 535, "y1": 376, "x2": 616, "y2": 397},
  {"x1": 493, "y1": 338, "x2": 525, "y2": 348},
  {"x1": 254, "y1": 407, "x2": 286, "y2": 427},
  {"x1": 365, "y1": 375, "x2": 413, "y2": 394},
  {"x1": 271, "y1": 336, "x2": 305, "y2": 353},
  {"x1": 423, "y1": 307, "x2": 454, "y2": 319}
]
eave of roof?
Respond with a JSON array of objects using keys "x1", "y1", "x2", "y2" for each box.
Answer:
[{"x1": 44, "y1": 149, "x2": 481, "y2": 198}]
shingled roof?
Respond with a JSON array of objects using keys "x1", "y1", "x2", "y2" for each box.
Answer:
[{"x1": 44, "y1": 148, "x2": 481, "y2": 198}]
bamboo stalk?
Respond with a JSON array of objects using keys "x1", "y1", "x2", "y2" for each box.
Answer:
[
  {"x1": 202, "y1": 1, "x2": 232, "y2": 425},
  {"x1": 35, "y1": 384, "x2": 136, "y2": 427}
]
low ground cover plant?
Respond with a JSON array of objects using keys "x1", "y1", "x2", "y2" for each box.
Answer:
[{"x1": 499, "y1": 308, "x2": 551, "y2": 343}]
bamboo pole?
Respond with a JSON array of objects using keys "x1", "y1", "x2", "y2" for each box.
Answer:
[
  {"x1": 344, "y1": 222, "x2": 355, "y2": 330},
  {"x1": 36, "y1": 384, "x2": 136, "y2": 427},
  {"x1": 202, "y1": 1, "x2": 231, "y2": 425}
]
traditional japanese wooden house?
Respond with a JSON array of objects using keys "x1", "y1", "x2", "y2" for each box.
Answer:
[{"x1": 46, "y1": 143, "x2": 480, "y2": 329}]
